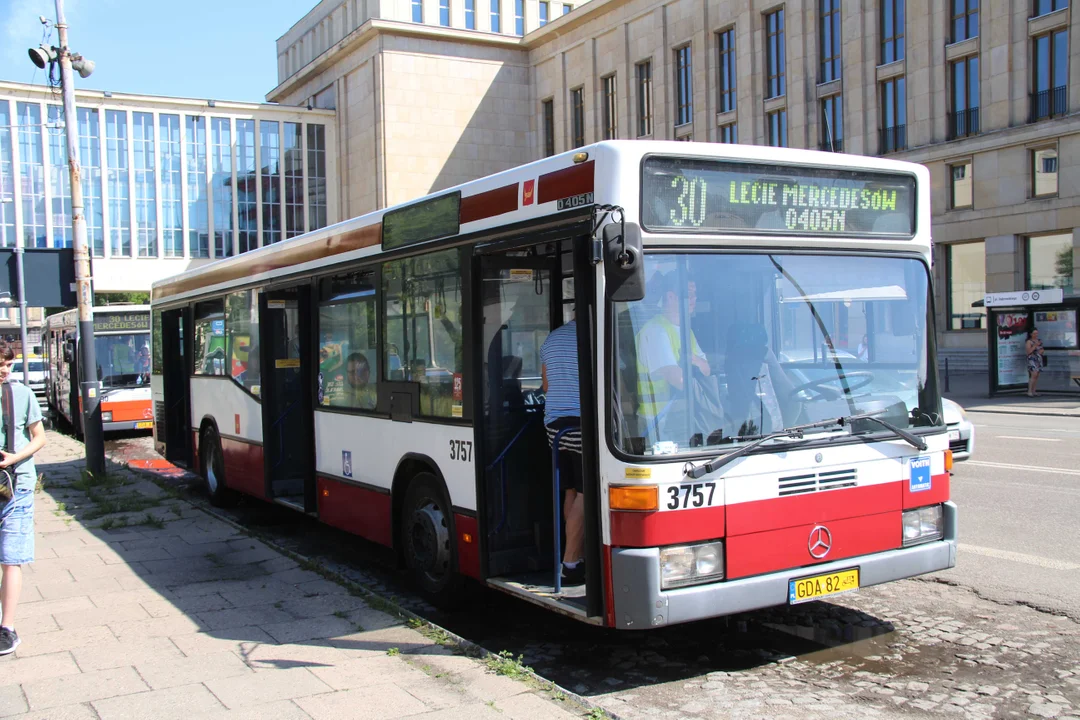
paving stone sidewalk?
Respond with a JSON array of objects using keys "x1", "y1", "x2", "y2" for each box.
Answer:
[{"x1": 0, "y1": 431, "x2": 584, "y2": 720}]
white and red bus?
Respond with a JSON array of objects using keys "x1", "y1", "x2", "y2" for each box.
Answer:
[
  {"x1": 151, "y1": 141, "x2": 955, "y2": 628},
  {"x1": 44, "y1": 306, "x2": 154, "y2": 434}
]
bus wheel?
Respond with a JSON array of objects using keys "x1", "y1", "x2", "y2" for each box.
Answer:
[
  {"x1": 401, "y1": 473, "x2": 463, "y2": 606},
  {"x1": 201, "y1": 428, "x2": 239, "y2": 508}
]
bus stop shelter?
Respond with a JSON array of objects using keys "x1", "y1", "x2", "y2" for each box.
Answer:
[{"x1": 981, "y1": 289, "x2": 1080, "y2": 396}]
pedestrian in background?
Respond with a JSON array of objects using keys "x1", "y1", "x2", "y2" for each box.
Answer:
[
  {"x1": 0, "y1": 339, "x2": 47, "y2": 655},
  {"x1": 1026, "y1": 327, "x2": 1045, "y2": 398}
]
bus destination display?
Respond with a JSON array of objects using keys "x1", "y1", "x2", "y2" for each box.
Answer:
[
  {"x1": 94, "y1": 312, "x2": 150, "y2": 333},
  {"x1": 642, "y1": 157, "x2": 916, "y2": 238}
]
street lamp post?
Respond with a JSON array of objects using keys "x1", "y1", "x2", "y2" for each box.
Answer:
[{"x1": 29, "y1": 0, "x2": 104, "y2": 476}]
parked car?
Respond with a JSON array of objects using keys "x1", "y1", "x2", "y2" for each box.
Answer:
[
  {"x1": 13, "y1": 354, "x2": 47, "y2": 396},
  {"x1": 942, "y1": 398, "x2": 974, "y2": 461}
]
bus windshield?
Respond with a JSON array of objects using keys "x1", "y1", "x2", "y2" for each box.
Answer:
[
  {"x1": 95, "y1": 333, "x2": 151, "y2": 388},
  {"x1": 612, "y1": 253, "x2": 939, "y2": 457}
]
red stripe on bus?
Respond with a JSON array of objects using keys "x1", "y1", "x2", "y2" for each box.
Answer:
[
  {"x1": 726, "y1": 510, "x2": 901, "y2": 579},
  {"x1": 454, "y1": 513, "x2": 481, "y2": 579},
  {"x1": 903, "y1": 473, "x2": 950, "y2": 509},
  {"x1": 316, "y1": 476, "x2": 393, "y2": 547},
  {"x1": 460, "y1": 183, "x2": 518, "y2": 224},
  {"x1": 537, "y1": 161, "x2": 594, "y2": 204},
  {"x1": 610, "y1": 505, "x2": 726, "y2": 547},
  {"x1": 101, "y1": 399, "x2": 154, "y2": 422},
  {"x1": 726, "y1": 482, "x2": 902, "y2": 536},
  {"x1": 220, "y1": 436, "x2": 266, "y2": 499}
]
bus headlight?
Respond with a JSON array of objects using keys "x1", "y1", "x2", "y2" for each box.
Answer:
[
  {"x1": 101, "y1": 411, "x2": 112, "y2": 422},
  {"x1": 660, "y1": 541, "x2": 725, "y2": 589},
  {"x1": 902, "y1": 505, "x2": 943, "y2": 546}
]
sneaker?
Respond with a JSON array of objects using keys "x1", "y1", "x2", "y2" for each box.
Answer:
[
  {"x1": 0, "y1": 627, "x2": 19, "y2": 656},
  {"x1": 561, "y1": 563, "x2": 586, "y2": 586}
]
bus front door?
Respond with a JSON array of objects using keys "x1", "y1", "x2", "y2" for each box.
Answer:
[
  {"x1": 260, "y1": 287, "x2": 314, "y2": 511},
  {"x1": 161, "y1": 308, "x2": 191, "y2": 465}
]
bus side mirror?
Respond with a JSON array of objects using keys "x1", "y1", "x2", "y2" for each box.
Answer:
[{"x1": 604, "y1": 221, "x2": 644, "y2": 302}]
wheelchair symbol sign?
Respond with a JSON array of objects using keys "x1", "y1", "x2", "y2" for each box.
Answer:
[{"x1": 342, "y1": 450, "x2": 353, "y2": 478}]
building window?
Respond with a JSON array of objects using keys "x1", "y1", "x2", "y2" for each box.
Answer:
[
  {"x1": 820, "y1": 94, "x2": 843, "y2": 151},
  {"x1": 260, "y1": 121, "x2": 281, "y2": 246},
  {"x1": 186, "y1": 116, "x2": 209, "y2": 258},
  {"x1": 570, "y1": 87, "x2": 585, "y2": 148},
  {"x1": 515, "y1": 0, "x2": 524, "y2": 34},
  {"x1": 47, "y1": 106, "x2": 72, "y2": 249},
  {"x1": 880, "y1": 77, "x2": 906, "y2": 153},
  {"x1": 465, "y1": 0, "x2": 475, "y2": 29},
  {"x1": 717, "y1": 28, "x2": 736, "y2": 114},
  {"x1": 952, "y1": 0, "x2": 978, "y2": 42},
  {"x1": 1030, "y1": 30, "x2": 1068, "y2": 121},
  {"x1": 16, "y1": 103, "x2": 46, "y2": 250},
  {"x1": 159, "y1": 114, "x2": 183, "y2": 257},
  {"x1": 542, "y1": 99, "x2": 555, "y2": 156},
  {"x1": 105, "y1": 110, "x2": 132, "y2": 258},
  {"x1": 307, "y1": 124, "x2": 327, "y2": 232},
  {"x1": 636, "y1": 60, "x2": 653, "y2": 137},
  {"x1": 383, "y1": 249, "x2": 464, "y2": 417},
  {"x1": 210, "y1": 117, "x2": 233, "y2": 259},
  {"x1": 718, "y1": 123, "x2": 737, "y2": 144},
  {"x1": 767, "y1": 109, "x2": 787, "y2": 147},
  {"x1": 948, "y1": 56, "x2": 980, "y2": 139},
  {"x1": 539, "y1": 1, "x2": 548, "y2": 25},
  {"x1": 674, "y1": 45, "x2": 693, "y2": 127},
  {"x1": 563, "y1": 3, "x2": 572, "y2": 13},
  {"x1": 78, "y1": 108, "x2": 104, "y2": 258},
  {"x1": 881, "y1": 0, "x2": 905, "y2": 64},
  {"x1": 0, "y1": 102, "x2": 13, "y2": 249},
  {"x1": 950, "y1": 161, "x2": 972, "y2": 209},
  {"x1": 440, "y1": 0, "x2": 450, "y2": 25},
  {"x1": 765, "y1": 9, "x2": 786, "y2": 98},
  {"x1": 237, "y1": 119, "x2": 257, "y2": 253},
  {"x1": 1032, "y1": 0, "x2": 1068, "y2": 18},
  {"x1": 319, "y1": 270, "x2": 378, "y2": 410},
  {"x1": 947, "y1": 241, "x2": 986, "y2": 330},
  {"x1": 490, "y1": 0, "x2": 500, "y2": 32},
  {"x1": 284, "y1": 122, "x2": 304, "y2": 239},
  {"x1": 132, "y1": 112, "x2": 157, "y2": 258},
  {"x1": 1032, "y1": 147, "x2": 1058, "y2": 197},
  {"x1": 820, "y1": 0, "x2": 841, "y2": 83},
  {"x1": 412, "y1": 0, "x2": 423, "y2": 22},
  {"x1": 1027, "y1": 233, "x2": 1073, "y2": 292},
  {"x1": 602, "y1": 75, "x2": 617, "y2": 140}
]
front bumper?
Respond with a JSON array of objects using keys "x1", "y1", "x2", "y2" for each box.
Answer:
[
  {"x1": 103, "y1": 420, "x2": 154, "y2": 433},
  {"x1": 610, "y1": 501, "x2": 958, "y2": 629}
]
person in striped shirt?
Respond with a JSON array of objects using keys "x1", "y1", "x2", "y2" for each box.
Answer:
[{"x1": 540, "y1": 318, "x2": 585, "y2": 586}]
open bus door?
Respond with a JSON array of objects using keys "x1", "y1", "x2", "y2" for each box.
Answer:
[
  {"x1": 161, "y1": 307, "x2": 191, "y2": 465},
  {"x1": 473, "y1": 228, "x2": 604, "y2": 623},
  {"x1": 260, "y1": 285, "x2": 315, "y2": 512}
]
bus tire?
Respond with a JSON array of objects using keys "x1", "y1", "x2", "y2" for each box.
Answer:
[
  {"x1": 400, "y1": 472, "x2": 463, "y2": 607},
  {"x1": 201, "y1": 427, "x2": 240, "y2": 508}
]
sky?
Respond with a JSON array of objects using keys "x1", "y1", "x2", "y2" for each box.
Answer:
[{"x1": 1, "y1": 0, "x2": 314, "y2": 104}]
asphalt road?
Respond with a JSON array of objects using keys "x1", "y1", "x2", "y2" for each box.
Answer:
[{"x1": 938, "y1": 410, "x2": 1080, "y2": 619}]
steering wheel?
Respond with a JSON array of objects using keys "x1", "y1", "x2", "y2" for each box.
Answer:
[{"x1": 787, "y1": 372, "x2": 875, "y2": 402}]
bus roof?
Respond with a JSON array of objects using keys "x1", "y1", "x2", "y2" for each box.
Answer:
[
  {"x1": 44, "y1": 305, "x2": 151, "y2": 332},
  {"x1": 151, "y1": 141, "x2": 930, "y2": 306}
]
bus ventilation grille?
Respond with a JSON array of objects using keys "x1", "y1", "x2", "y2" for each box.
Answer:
[
  {"x1": 778, "y1": 468, "x2": 858, "y2": 496},
  {"x1": 154, "y1": 401, "x2": 165, "y2": 440}
]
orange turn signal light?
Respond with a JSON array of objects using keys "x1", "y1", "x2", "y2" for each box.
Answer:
[
  {"x1": 462, "y1": 532, "x2": 474, "y2": 544},
  {"x1": 609, "y1": 484, "x2": 658, "y2": 512},
  {"x1": 944, "y1": 449, "x2": 954, "y2": 472}
]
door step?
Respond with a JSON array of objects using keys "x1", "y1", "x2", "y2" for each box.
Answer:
[{"x1": 273, "y1": 495, "x2": 310, "y2": 514}]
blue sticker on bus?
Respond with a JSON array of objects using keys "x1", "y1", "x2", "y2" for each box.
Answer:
[
  {"x1": 909, "y1": 456, "x2": 931, "y2": 492},
  {"x1": 342, "y1": 450, "x2": 353, "y2": 478},
  {"x1": 211, "y1": 319, "x2": 225, "y2": 336}
]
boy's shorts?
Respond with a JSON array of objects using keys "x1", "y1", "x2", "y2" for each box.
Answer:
[{"x1": 0, "y1": 486, "x2": 35, "y2": 566}]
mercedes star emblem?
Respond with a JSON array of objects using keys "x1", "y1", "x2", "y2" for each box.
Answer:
[{"x1": 808, "y1": 525, "x2": 833, "y2": 559}]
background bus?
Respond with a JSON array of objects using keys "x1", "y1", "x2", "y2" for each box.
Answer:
[
  {"x1": 44, "y1": 306, "x2": 154, "y2": 434},
  {"x1": 151, "y1": 141, "x2": 954, "y2": 629}
]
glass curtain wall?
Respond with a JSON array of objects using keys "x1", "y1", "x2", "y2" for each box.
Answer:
[
  {"x1": 307, "y1": 124, "x2": 326, "y2": 232},
  {"x1": 237, "y1": 119, "x2": 257, "y2": 254},
  {"x1": 132, "y1": 111, "x2": 157, "y2": 257},
  {"x1": 16, "y1": 103, "x2": 46, "y2": 249},
  {"x1": 261, "y1": 120, "x2": 282, "y2": 245},
  {"x1": 284, "y1": 122, "x2": 304, "y2": 239},
  {"x1": 77, "y1": 108, "x2": 105, "y2": 257},
  {"x1": 47, "y1": 105, "x2": 72, "y2": 248},
  {"x1": 0, "y1": 102, "x2": 12, "y2": 247},
  {"x1": 159, "y1": 114, "x2": 183, "y2": 257},
  {"x1": 105, "y1": 110, "x2": 131, "y2": 257},
  {"x1": 186, "y1": 116, "x2": 209, "y2": 258},
  {"x1": 211, "y1": 117, "x2": 233, "y2": 258}
]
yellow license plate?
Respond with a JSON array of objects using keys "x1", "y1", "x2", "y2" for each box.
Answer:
[
  {"x1": 788, "y1": 568, "x2": 859, "y2": 604},
  {"x1": 136, "y1": 421, "x2": 154, "y2": 429}
]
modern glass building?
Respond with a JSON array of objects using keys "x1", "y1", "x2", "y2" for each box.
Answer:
[{"x1": 0, "y1": 82, "x2": 337, "y2": 293}]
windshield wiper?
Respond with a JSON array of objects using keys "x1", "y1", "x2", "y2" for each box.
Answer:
[{"x1": 685, "y1": 412, "x2": 926, "y2": 479}]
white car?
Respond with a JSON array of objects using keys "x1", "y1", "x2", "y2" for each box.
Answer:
[
  {"x1": 942, "y1": 398, "x2": 974, "y2": 461},
  {"x1": 13, "y1": 356, "x2": 46, "y2": 396}
]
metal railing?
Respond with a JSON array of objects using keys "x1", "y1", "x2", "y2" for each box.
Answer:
[
  {"x1": 947, "y1": 107, "x2": 980, "y2": 140},
  {"x1": 879, "y1": 124, "x2": 907, "y2": 154},
  {"x1": 1029, "y1": 86, "x2": 1067, "y2": 122}
]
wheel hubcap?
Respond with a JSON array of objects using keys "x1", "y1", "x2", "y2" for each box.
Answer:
[{"x1": 409, "y1": 500, "x2": 450, "y2": 582}]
